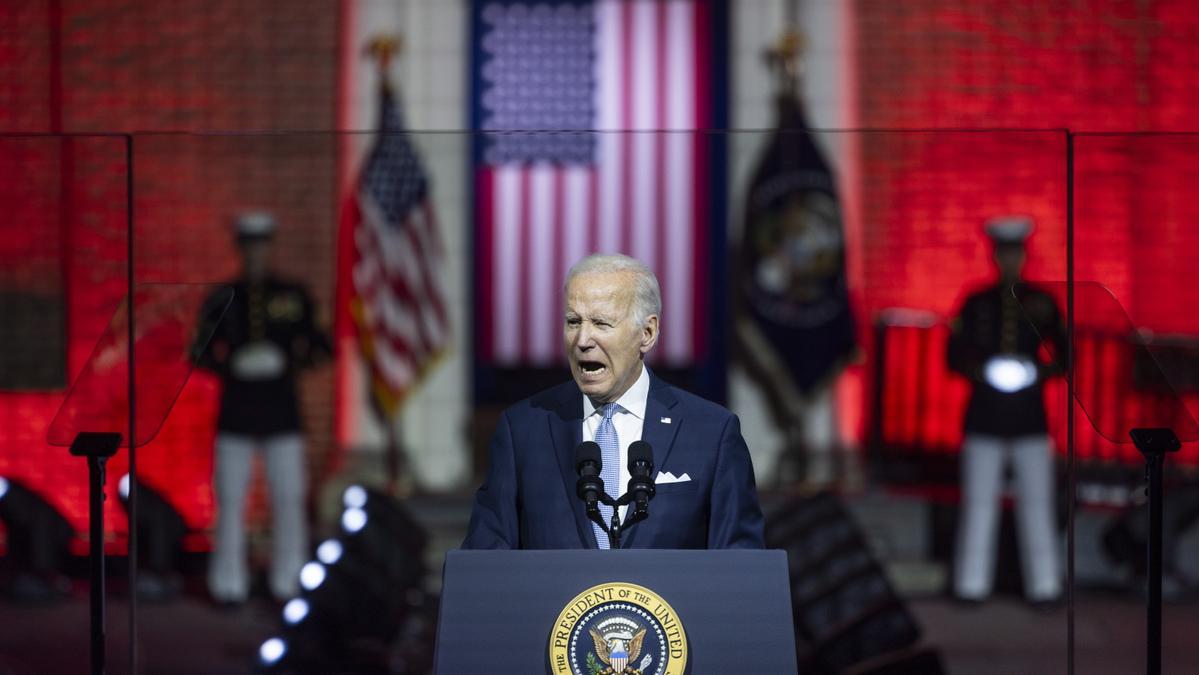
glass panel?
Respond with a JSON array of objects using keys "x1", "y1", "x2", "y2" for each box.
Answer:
[
  {"x1": 115, "y1": 128, "x2": 1076, "y2": 673},
  {"x1": 128, "y1": 130, "x2": 462, "y2": 673},
  {"x1": 1073, "y1": 133, "x2": 1199, "y2": 674},
  {"x1": 0, "y1": 128, "x2": 1079, "y2": 672},
  {"x1": 1018, "y1": 280, "x2": 1199, "y2": 444},
  {"x1": 47, "y1": 283, "x2": 233, "y2": 448},
  {"x1": 0, "y1": 134, "x2": 130, "y2": 672},
  {"x1": 129, "y1": 132, "x2": 345, "y2": 671},
  {"x1": 810, "y1": 130, "x2": 1070, "y2": 675}
]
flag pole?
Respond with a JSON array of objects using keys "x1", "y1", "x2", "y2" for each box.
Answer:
[
  {"x1": 762, "y1": 28, "x2": 809, "y2": 483},
  {"x1": 740, "y1": 24, "x2": 857, "y2": 490},
  {"x1": 365, "y1": 34, "x2": 408, "y2": 498}
]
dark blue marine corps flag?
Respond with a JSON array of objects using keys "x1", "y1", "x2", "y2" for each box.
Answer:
[{"x1": 735, "y1": 30, "x2": 856, "y2": 482}]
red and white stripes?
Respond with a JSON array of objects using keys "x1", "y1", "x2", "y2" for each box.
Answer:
[{"x1": 479, "y1": 0, "x2": 711, "y2": 367}]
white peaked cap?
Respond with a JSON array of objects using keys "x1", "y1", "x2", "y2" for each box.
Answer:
[
  {"x1": 984, "y1": 215, "x2": 1033, "y2": 244},
  {"x1": 234, "y1": 211, "x2": 277, "y2": 239}
]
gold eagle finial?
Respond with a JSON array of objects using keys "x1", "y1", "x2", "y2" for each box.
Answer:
[
  {"x1": 364, "y1": 35, "x2": 403, "y2": 79},
  {"x1": 763, "y1": 28, "x2": 805, "y2": 94}
]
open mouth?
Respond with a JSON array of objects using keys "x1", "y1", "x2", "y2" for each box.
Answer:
[{"x1": 579, "y1": 360, "x2": 607, "y2": 377}]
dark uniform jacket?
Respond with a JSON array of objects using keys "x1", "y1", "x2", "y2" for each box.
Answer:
[
  {"x1": 194, "y1": 277, "x2": 331, "y2": 436},
  {"x1": 947, "y1": 281, "x2": 1065, "y2": 438}
]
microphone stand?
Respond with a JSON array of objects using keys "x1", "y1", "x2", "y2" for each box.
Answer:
[
  {"x1": 585, "y1": 491, "x2": 651, "y2": 550},
  {"x1": 577, "y1": 442, "x2": 655, "y2": 549},
  {"x1": 583, "y1": 501, "x2": 610, "y2": 546},
  {"x1": 582, "y1": 491, "x2": 624, "y2": 549}
]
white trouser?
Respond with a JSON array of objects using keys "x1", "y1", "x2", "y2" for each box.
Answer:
[
  {"x1": 954, "y1": 433, "x2": 1061, "y2": 601},
  {"x1": 208, "y1": 432, "x2": 308, "y2": 602}
]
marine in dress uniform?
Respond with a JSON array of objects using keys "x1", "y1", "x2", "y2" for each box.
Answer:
[
  {"x1": 947, "y1": 216, "x2": 1065, "y2": 603},
  {"x1": 194, "y1": 212, "x2": 332, "y2": 604}
]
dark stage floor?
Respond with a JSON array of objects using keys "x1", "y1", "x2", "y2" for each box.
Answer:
[
  {"x1": 4, "y1": 489, "x2": 1198, "y2": 673},
  {"x1": 0, "y1": 588, "x2": 1197, "y2": 674},
  {"x1": 0, "y1": 591, "x2": 276, "y2": 674}
]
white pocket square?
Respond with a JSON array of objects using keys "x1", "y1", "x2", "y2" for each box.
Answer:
[{"x1": 655, "y1": 471, "x2": 691, "y2": 484}]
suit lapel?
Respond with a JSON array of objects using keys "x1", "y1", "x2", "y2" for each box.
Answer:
[
  {"x1": 622, "y1": 374, "x2": 681, "y2": 547},
  {"x1": 548, "y1": 387, "x2": 597, "y2": 548},
  {"x1": 642, "y1": 375, "x2": 681, "y2": 476}
]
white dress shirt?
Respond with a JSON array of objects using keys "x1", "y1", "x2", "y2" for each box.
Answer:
[{"x1": 581, "y1": 364, "x2": 650, "y2": 523}]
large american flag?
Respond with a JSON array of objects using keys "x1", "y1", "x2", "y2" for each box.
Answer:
[
  {"x1": 346, "y1": 87, "x2": 449, "y2": 416},
  {"x1": 473, "y1": 0, "x2": 719, "y2": 367}
]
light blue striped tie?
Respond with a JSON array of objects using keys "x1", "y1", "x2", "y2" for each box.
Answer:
[{"x1": 593, "y1": 403, "x2": 621, "y2": 549}]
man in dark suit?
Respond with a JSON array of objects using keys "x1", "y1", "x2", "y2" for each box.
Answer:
[{"x1": 464, "y1": 254, "x2": 764, "y2": 550}]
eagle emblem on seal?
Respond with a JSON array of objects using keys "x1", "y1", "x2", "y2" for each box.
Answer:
[{"x1": 588, "y1": 622, "x2": 648, "y2": 674}]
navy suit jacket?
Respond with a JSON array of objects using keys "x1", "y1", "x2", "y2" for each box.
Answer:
[{"x1": 462, "y1": 372, "x2": 765, "y2": 550}]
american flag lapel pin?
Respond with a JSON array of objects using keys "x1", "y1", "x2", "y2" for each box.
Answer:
[{"x1": 660, "y1": 417, "x2": 671, "y2": 424}]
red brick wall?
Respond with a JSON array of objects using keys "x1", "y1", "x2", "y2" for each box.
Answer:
[
  {"x1": 855, "y1": 0, "x2": 1199, "y2": 462},
  {"x1": 0, "y1": 0, "x2": 340, "y2": 535}
]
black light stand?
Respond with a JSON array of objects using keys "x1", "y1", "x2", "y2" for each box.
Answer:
[
  {"x1": 1129, "y1": 427, "x2": 1181, "y2": 675},
  {"x1": 69, "y1": 431, "x2": 122, "y2": 675}
]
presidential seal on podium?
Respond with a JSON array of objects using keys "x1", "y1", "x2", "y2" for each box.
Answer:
[{"x1": 548, "y1": 581, "x2": 688, "y2": 675}]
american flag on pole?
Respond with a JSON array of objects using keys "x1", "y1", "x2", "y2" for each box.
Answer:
[
  {"x1": 345, "y1": 86, "x2": 449, "y2": 416},
  {"x1": 472, "y1": 0, "x2": 721, "y2": 368}
]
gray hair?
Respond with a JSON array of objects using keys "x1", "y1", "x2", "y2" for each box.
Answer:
[{"x1": 565, "y1": 253, "x2": 662, "y2": 327}]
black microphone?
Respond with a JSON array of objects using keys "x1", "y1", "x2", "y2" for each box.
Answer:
[
  {"x1": 575, "y1": 441, "x2": 604, "y2": 507},
  {"x1": 626, "y1": 440, "x2": 656, "y2": 516}
]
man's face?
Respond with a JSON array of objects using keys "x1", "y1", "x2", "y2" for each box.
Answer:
[
  {"x1": 564, "y1": 271, "x2": 659, "y2": 404},
  {"x1": 239, "y1": 238, "x2": 271, "y2": 282},
  {"x1": 994, "y1": 244, "x2": 1026, "y2": 282}
]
